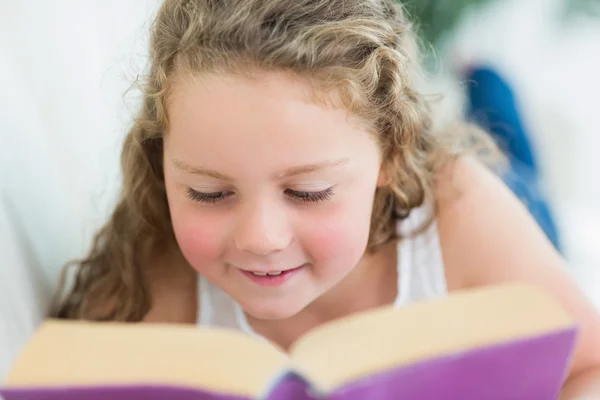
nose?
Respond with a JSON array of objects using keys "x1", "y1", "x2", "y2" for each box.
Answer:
[{"x1": 233, "y1": 200, "x2": 292, "y2": 255}]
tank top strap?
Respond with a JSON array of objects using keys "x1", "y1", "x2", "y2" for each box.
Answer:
[{"x1": 394, "y1": 204, "x2": 448, "y2": 307}]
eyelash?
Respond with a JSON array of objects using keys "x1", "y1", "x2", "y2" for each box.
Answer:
[
  {"x1": 186, "y1": 189, "x2": 232, "y2": 204},
  {"x1": 185, "y1": 187, "x2": 334, "y2": 205},
  {"x1": 284, "y1": 188, "x2": 334, "y2": 203}
]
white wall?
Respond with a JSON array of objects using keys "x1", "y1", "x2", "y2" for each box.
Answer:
[{"x1": 0, "y1": 0, "x2": 159, "y2": 286}]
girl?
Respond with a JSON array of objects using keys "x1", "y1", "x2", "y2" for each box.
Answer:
[{"x1": 50, "y1": 0, "x2": 600, "y2": 397}]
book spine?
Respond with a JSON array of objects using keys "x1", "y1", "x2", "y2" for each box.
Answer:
[{"x1": 261, "y1": 370, "x2": 318, "y2": 400}]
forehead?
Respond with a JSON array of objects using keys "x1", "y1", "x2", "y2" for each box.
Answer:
[
  {"x1": 164, "y1": 71, "x2": 380, "y2": 175},
  {"x1": 168, "y1": 71, "x2": 361, "y2": 131}
]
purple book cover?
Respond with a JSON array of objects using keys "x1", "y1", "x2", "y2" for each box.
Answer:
[{"x1": 0, "y1": 327, "x2": 577, "y2": 400}]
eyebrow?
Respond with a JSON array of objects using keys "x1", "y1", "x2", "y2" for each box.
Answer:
[
  {"x1": 172, "y1": 159, "x2": 232, "y2": 180},
  {"x1": 172, "y1": 158, "x2": 349, "y2": 180},
  {"x1": 275, "y1": 158, "x2": 349, "y2": 179}
]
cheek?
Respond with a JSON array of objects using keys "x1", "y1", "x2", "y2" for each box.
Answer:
[
  {"x1": 299, "y1": 200, "x2": 372, "y2": 272},
  {"x1": 170, "y1": 206, "x2": 226, "y2": 274},
  {"x1": 165, "y1": 176, "x2": 227, "y2": 273}
]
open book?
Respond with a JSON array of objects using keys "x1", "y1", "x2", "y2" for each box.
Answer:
[{"x1": 1, "y1": 283, "x2": 578, "y2": 400}]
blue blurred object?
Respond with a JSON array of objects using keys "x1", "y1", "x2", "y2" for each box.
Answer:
[{"x1": 465, "y1": 66, "x2": 562, "y2": 252}]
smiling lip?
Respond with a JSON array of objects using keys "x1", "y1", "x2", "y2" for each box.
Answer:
[{"x1": 239, "y1": 265, "x2": 306, "y2": 287}]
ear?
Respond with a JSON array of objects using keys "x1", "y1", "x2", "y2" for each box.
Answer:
[{"x1": 376, "y1": 163, "x2": 389, "y2": 187}]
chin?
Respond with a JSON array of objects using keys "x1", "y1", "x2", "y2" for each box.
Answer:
[{"x1": 241, "y1": 298, "x2": 309, "y2": 321}]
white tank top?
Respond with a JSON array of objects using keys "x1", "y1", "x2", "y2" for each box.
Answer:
[{"x1": 196, "y1": 204, "x2": 447, "y2": 335}]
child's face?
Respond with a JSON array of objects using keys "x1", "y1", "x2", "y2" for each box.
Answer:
[{"x1": 163, "y1": 71, "x2": 384, "y2": 320}]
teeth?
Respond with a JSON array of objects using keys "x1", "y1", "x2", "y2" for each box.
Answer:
[{"x1": 251, "y1": 271, "x2": 283, "y2": 276}]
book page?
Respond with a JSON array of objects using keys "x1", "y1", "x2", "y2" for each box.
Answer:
[
  {"x1": 288, "y1": 283, "x2": 575, "y2": 393},
  {"x1": 5, "y1": 321, "x2": 289, "y2": 398}
]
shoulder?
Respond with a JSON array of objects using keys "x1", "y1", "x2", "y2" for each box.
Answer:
[
  {"x1": 433, "y1": 155, "x2": 600, "y2": 377},
  {"x1": 433, "y1": 155, "x2": 561, "y2": 287}
]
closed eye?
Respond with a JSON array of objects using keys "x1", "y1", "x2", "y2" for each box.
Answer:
[
  {"x1": 186, "y1": 187, "x2": 335, "y2": 205},
  {"x1": 186, "y1": 188, "x2": 233, "y2": 204},
  {"x1": 285, "y1": 187, "x2": 334, "y2": 203}
]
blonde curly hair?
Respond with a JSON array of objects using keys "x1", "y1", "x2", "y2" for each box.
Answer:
[{"x1": 50, "y1": 0, "x2": 497, "y2": 321}]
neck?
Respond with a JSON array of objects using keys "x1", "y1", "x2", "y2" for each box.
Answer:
[{"x1": 246, "y1": 240, "x2": 399, "y2": 351}]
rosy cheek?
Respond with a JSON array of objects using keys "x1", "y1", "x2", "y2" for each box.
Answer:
[
  {"x1": 171, "y1": 212, "x2": 225, "y2": 274},
  {"x1": 300, "y1": 205, "x2": 370, "y2": 270}
]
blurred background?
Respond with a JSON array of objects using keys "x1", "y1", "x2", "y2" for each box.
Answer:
[{"x1": 1, "y1": 0, "x2": 599, "y2": 379}]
